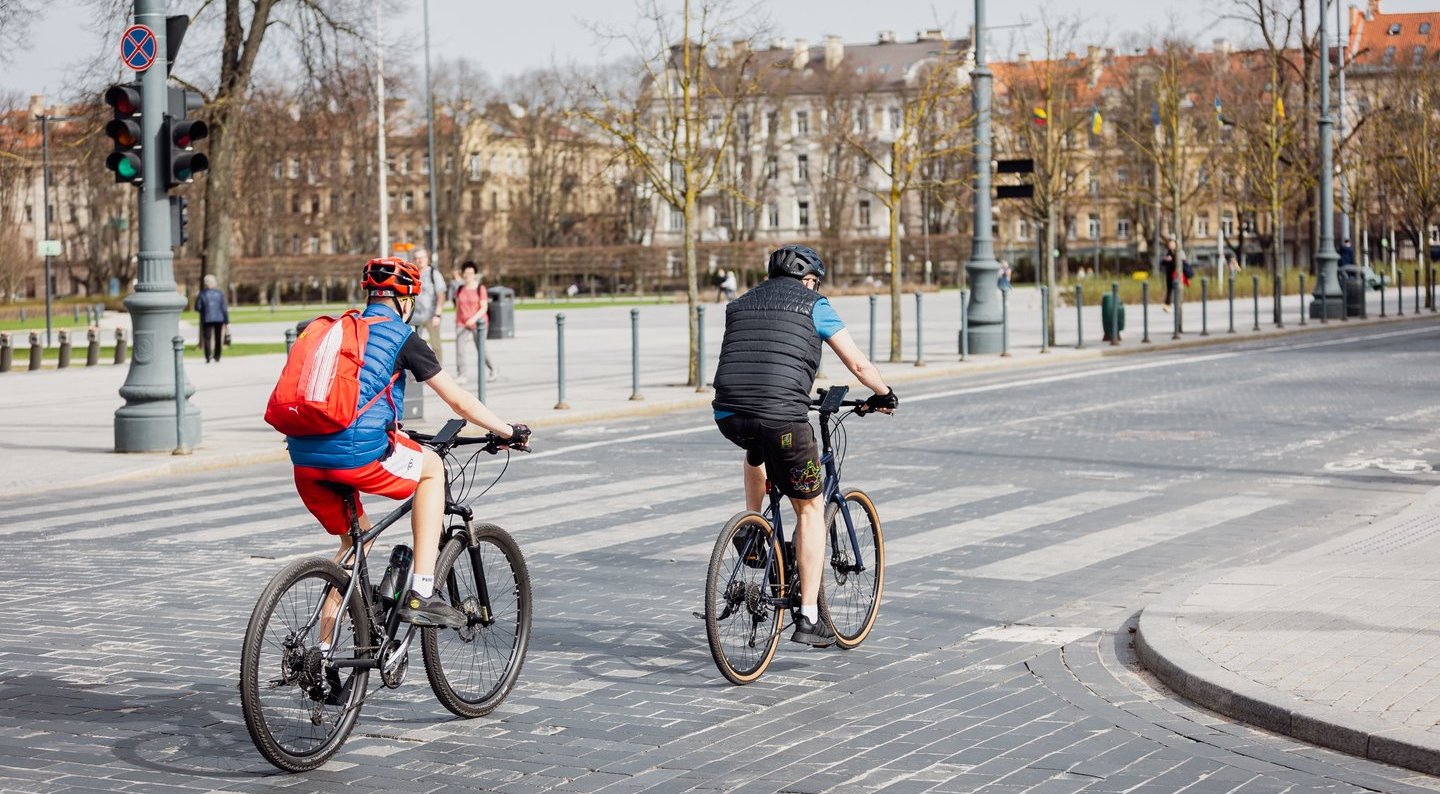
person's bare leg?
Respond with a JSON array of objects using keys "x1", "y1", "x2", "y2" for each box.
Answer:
[
  {"x1": 792, "y1": 495, "x2": 825, "y2": 608},
  {"x1": 410, "y1": 448, "x2": 446, "y2": 578},
  {"x1": 320, "y1": 515, "x2": 373, "y2": 646},
  {"x1": 743, "y1": 459, "x2": 766, "y2": 513}
]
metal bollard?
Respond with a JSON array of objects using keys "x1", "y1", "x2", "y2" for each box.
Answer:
[
  {"x1": 914, "y1": 292, "x2": 925, "y2": 367},
  {"x1": 1227, "y1": 275, "x2": 1236, "y2": 333},
  {"x1": 696, "y1": 305, "x2": 707, "y2": 391},
  {"x1": 1415, "y1": 268, "x2": 1421, "y2": 314},
  {"x1": 1273, "y1": 274, "x2": 1283, "y2": 328},
  {"x1": 172, "y1": 335, "x2": 190, "y2": 455},
  {"x1": 1000, "y1": 289, "x2": 1011, "y2": 357},
  {"x1": 1397, "y1": 271, "x2": 1404, "y2": 316},
  {"x1": 86, "y1": 328, "x2": 99, "y2": 366},
  {"x1": 1039, "y1": 286, "x2": 1049, "y2": 354},
  {"x1": 1299, "y1": 274, "x2": 1307, "y2": 326},
  {"x1": 629, "y1": 308, "x2": 643, "y2": 401},
  {"x1": 18, "y1": 307, "x2": 25, "y2": 324},
  {"x1": 475, "y1": 322, "x2": 487, "y2": 404},
  {"x1": 1381, "y1": 275, "x2": 1388, "y2": 318},
  {"x1": 57, "y1": 329, "x2": 71, "y2": 369},
  {"x1": 284, "y1": 327, "x2": 296, "y2": 355},
  {"x1": 1172, "y1": 275, "x2": 1182, "y2": 340},
  {"x1": 0, "y1": 333, "x2": 10, "y2": 372},
  {"x1": 1201, "y1": 279, "x2": 1210, "y2": 337},
  {"x1": 554, "y1": 313, "x2": 569, "y2": 409},
  {"x1": 72, "y1": 305, "x2": 80, "y2": 324},
  {"x1": 1108, "y1": 282, "x2": 1121, "y2": 345},
  {"x1": 1252, "y1": 276, "x2": 1261, "y2": 331},
  {"x1": 1430, "y1": 268, "x2": 1436, "y2": 312},
  {"x1": 114, "y1": 328, "x2": 127, "y2": 365},
  {"x1": 1141, "y1": 281, "x2": 1151, "y2": 343},
  {"x1": 1074, "y1": 285, "x2": 1084, "y2": 349},
  {"x1": 28, "y1": 332, "x2": 41, "y2": 371},
  {"x1": 959, "y1": 289, "x2": 969, "y2": 361},
  {"x1": 868, "y1": 294, "x2": 877, "y2": 362}
]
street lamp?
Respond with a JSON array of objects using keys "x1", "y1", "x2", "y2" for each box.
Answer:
[
  {"x1": 34, "y1": 112, "x2": 76, "y2": 348},
  {"x1": 964, "y1": 0, "x2": 1003, "y2": 354},
  {"x1": 1311, "y1": 0, "x2": 1342, "y2": 319}
]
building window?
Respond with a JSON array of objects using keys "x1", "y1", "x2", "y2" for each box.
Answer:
[
  {"x1": 468, "y1": 155, "x2": 482, "y2": 180},
  {"x1": 1388, "y1": 23, "x2": 1402, "y2": 35},
  {"x1": 858, "y1": 155, "x2": 870, "y2": 176},
  {"x1": 766, "y1": 111, "x2": 778, "y2": 137},
  {"x1": 859, "y1": 200, "x2": 872, "y2": 227},
  {"x1": 669, "y1": 206, "x2": 683, "y2": 230},
  {"x1": 1244, "y1": 212, "x2": 1257, "y2": 233},
  {"x1": 309, "y1": 236, "x2": 321, "y2": 254},
  {"x1": 291, "y1": 194, "x2": 301, "y2": 214},
  {"x1": 888, "y1": 107, "x2": 902, "y2": 129},
  {"x1": 288, "y1": 159, "x2": 300, "y2": 179},
  {"x1": 1384, "y1": 46, "x2": 1396, "y2": 65},
  {"x1": 766, "y1": 155, "x2": 778, "y2": 181},
  {"x1": 796, "y1": 154, "x2": 809, "y2": 180},
  {"x1": 766, "y1": 202, "x2": 779, "y2": 228},
  {"x1": 1222, "y1": 212, "x2": 1235, "y2": 237},
  {"x1": 1197, "y1": 213, "x2": 1210, "y2": 237},
  {"x1": 1421, "y1": 22, "x2": 1432, "y2": 34},
  {"x1": 797, "y1": 201, "x2": 811, "y2": 229},
  {"x1": 737, "y1": 113, "x2": 751, "y2": 138},
  {"x1": 291, "y1": 235, "x2": 301, "y2": 254},
  {"x1": 1088, "y1": 213, "x2": 1100, "y2": 240},
  {"x1": 1415, "y1": 46, "x2": 1426, "y2": 65},
  {"x1": 1117, "y1": 218, "x2": 1131, "y2": 240},
  {"x1": 853, "y1": 108, "x2": 868, "y2": 133},
  {"x1": 310, "y1": 196, "x2": 320, "y2": 215},
  {"x1": 794, "y1": 110, "x2": 809, "y2": 135},
  {"x1": 1017, "y1": 218, "x2": 1031, "y2": 240},
  {"x1": 1116, "y1": 167, "x2": 1129, "y2": 186}
]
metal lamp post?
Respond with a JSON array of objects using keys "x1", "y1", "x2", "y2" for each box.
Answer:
[
  {"x1": 964, "y1": 0, "x2": 1003, "y2": 354},
  {"x1": 35, "y1": 113, "x2": 76, "y2": 347},
  {"x1": 1310, "y1": 0, "x2": 1343, "y2": 319},
  {"x1": 423, "y1": 0, "x2": 440, "y2": 259}
]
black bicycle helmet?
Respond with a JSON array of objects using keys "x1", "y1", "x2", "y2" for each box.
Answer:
[{"x1": 767, "y1": 244, "x2": 826, "y2": 281}]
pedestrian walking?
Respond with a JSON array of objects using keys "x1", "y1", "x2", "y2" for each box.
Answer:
[
  {"x1": 406, "y1": 248, "x2": 449, "y2": 367},
  {"x1": 721, "y1": 269, "x2": 738, "y2": 302},
  {"x1": 1162, "y1": 239, "x2": 1190, "y2": 311},
  {"x1": 712, "y1": 269, "x2": 729, "y2": 303},
  {"x1": 454, "y1": 261, "x2": 496, "y2": 383},
  {"x1": 194, "y1": 274, "x2": 229, "y2": 363},
  {"x1": 997, "y1": 260, "x2": 1012, "y2": 292}
]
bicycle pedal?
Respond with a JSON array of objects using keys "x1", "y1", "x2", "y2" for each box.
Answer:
[{"x1": 691, "y1": 611, "x2": 706, "y2": 621}]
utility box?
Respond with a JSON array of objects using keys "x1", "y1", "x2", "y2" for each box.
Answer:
[
  {"x1": 402, "y1": 371, "x2": 424, "y2": 420},
  {"x1": 487, "y1": 286, "x2": 516, "y2": 339},
  {"x1": 1101, "y1": 293, "x2": 1126, "y2": 341}
]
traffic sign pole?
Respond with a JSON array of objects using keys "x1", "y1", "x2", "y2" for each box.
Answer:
[{"x1": 115, "y1": 0, "x2": 200, "y2": 452}]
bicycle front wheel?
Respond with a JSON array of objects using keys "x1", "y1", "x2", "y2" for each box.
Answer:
[
  {"x1": 422, "y1": 524, "x2": 532, "y2": 718},
  {"x1": 705, "y1": 511, "x2": 784, "y2": 685},
  {"x1": 819, "y1": 488, "x2": 884, "y2": 649},
  {"x1": 240, "y1": 556, "x2": 371, "y2": 773}
]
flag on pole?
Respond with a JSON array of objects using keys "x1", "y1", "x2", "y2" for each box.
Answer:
[
  {"x1": 1032, "y1": 107, "x2": 1049, "y2": 126},
  {"x1": 1214, "y1": 97, "x2": 1224, "y2": 127},
  {"x1": 1275, "y1": 95, "x2": 1286, "y2": 119},
  {"x1": 1091, "y1": 106, "x2": 1103, "y2": 135},
  {"x1": 1150, "y1": 103, "x2": 1160, "y2": 127}
]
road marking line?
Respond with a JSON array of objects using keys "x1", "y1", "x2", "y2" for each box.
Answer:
[
  {"x1": 885, "y1": 490, "x2": 1149, "y2": 566},
  {"x1": 962, "y1": 495, "x2": 1284, "y2": 581},
  {"x1": 0, "y1": 474, "x2": 286, "y2": 535}
]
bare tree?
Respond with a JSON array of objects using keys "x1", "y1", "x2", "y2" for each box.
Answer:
[
  {"x1": 1372, "y1": 56, "x2": 1440, "y2": 281},
  {"x1": 430, "y1": 57, "x2": 493, "y2": 259},
  {"x1": 577, "y1": 0, "x2": 765, "y2": 385}
]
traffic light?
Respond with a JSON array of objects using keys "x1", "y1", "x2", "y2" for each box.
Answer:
[
  {"x1": 169, "y1": 195, "x2": 189, "y2": 247},
  {"x1": 995, "y1": 158, "x2": 1035, "y2": 200},
  {"x1": 163, "y1": 87, "x2": 208, "y2": 187},
  {"x1": 103, "y1": 83, "x2": 144, "y2": 184}
]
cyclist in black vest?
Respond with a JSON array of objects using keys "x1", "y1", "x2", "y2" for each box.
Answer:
[{"x1": 712, "y1": 244, "x2": 897, "y2": 647}]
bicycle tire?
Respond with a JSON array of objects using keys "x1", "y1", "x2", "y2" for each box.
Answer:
[
  {"x1": 705, "y1": 511, "x2": 784, "y2": 685},
  {"x1": 422, "y1": 524, "x2": 532, "y2": 718},
  {"x1": 240, "y1": 556, "x2": 371, "y2": 772},
  {"x1": 818, "y1": 488, "x2": 884, "y2": 649}
]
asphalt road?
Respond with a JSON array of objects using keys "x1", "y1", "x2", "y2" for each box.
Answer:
[{"x1": 3, "y1": 320, "x2": 1439, "y2": 793}]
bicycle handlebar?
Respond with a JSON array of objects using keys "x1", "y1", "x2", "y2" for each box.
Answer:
[{"x1": 406, "y1": 425, "x2": 532, "y2": 455}]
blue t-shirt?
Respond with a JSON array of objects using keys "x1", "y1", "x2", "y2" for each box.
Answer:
[{"x1": 715, "y1": 298, "x2": 846, "y2": 420}]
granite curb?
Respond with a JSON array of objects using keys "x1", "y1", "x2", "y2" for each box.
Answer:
[{"x1": 1136, "y1": 486, "x2": 1440, "y2": 777}]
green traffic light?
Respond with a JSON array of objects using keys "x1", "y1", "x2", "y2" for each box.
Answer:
[{"x1": 117, "y1": 159, "x2": 138, "y2": 179}]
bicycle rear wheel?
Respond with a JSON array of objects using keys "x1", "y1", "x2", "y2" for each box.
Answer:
[
  {"x1": 819, "y1": 488, "x2": 884, "y2": 649},
  {"x1": 705, "y1": 511, "x2": 784, "y2": 685},
  {"x1": 240, "y1": 556, "x2": 371, "y2": 772},
  {"x1": 422, "y1": 524, "x2": 532, "y2": 718}
]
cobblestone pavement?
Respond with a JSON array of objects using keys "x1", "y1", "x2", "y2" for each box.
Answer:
[{"x1": 2, "y1": 321, "x2": 1439, "y2": 792}]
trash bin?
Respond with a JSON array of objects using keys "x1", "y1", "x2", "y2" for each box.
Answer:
[
  {"x1": 402, "y1": 371, "x2": 424, "y2": 420},
  {"x1": 1338, "y1": 266, "x2": 1364, "y2": 317},
  {"x1": 1101, "y1": 293, "x2": 1126, "y2": 341},
  {"x1": 487, "y1": 285, "x2": 516, "y2": 339}
]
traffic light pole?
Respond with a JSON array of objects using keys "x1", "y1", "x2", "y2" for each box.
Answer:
[
  {"x1": 115, "y1": 0, "x2": 200, "y2": 452},
  {"x1": 964, "y1": 0, "x2": 1004, "y2": 355}
]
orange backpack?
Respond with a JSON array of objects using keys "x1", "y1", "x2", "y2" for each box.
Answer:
[{"x1": 264, "y1": 310, "x2": 399, "y2": 437}]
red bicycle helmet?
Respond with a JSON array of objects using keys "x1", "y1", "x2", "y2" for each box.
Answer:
[{"x1": 362, "y1": 257, "x2": 422, "y2": 297}]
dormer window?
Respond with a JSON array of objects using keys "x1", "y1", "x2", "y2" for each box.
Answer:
[
  {"x1": 1388, "y1": 23, "x2": 1402, "y2": 35},
  {"x1": 1421, "y1": 22, "x2": 1432, "y2": 34}
]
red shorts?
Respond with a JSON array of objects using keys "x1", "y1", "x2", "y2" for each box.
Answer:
[{"x1": 294, "y1": 433, "x2": 425, "y2": 535}]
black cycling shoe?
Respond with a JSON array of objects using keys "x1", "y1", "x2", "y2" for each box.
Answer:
[
  {"x1": 731, "y1": 527, "x2": 766, "y2": 569},
  {"x1": 397, "y1": 590, "x2": 466, "y2": 629},
  {"x1": 790, "y1": 613, "x2": 836, "y2": 647}
]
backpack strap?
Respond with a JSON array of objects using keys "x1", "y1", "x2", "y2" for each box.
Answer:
[{"x1": 357, "y1": 371, "x2": 402, "y2": 419}]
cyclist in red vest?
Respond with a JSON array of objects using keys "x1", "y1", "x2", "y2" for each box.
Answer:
[{"x1": 289, "y1": 257, "x2": 530, "y2": 628}]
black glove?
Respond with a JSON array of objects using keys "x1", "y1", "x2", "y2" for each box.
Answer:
[
  {"x1": 864, "y1": 388, "x2": 898, "y2": 413},
  {"x1": 505, "y1": 423, "x2": 531, "y2": 448}
]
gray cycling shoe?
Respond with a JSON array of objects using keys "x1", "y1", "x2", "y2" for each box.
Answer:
[
  {"x1": 397, "y1": 591, "x2": 466, "y2": 629},
  {"x1": 790, "y1": 613, "x2": 836, "y2": 647}
]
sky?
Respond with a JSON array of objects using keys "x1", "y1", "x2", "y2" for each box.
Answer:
[{"x1": 4, "y1": 0, "x2": 1436, "y2": 103}]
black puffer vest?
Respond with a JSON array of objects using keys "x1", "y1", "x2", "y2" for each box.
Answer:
[{"x1": 712, "y1": 277, "x2": 823, "y2": 423}]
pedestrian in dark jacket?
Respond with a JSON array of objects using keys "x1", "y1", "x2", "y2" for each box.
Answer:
[{"x1": 195, "y1": 274, "x2": 230, "y2": 362}]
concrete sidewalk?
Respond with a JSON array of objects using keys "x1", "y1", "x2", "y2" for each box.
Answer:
[
  {"x1": 1138, "y1": 484, "x2": 1440, "y2": 777},
  {"x1": 0, "y1": 288, "x2": 1432, "y2": 496}
]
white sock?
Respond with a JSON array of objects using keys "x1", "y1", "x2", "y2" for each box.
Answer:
[
  {"x1": 413, "y1": 574, "x2": 435, "y2": 598},
  {"x1": 319, "y1": 642, "x2": 331, "y2": 653},
  {"x1": 800, "y1": 605, "x2": 818, "y2": 623}
]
